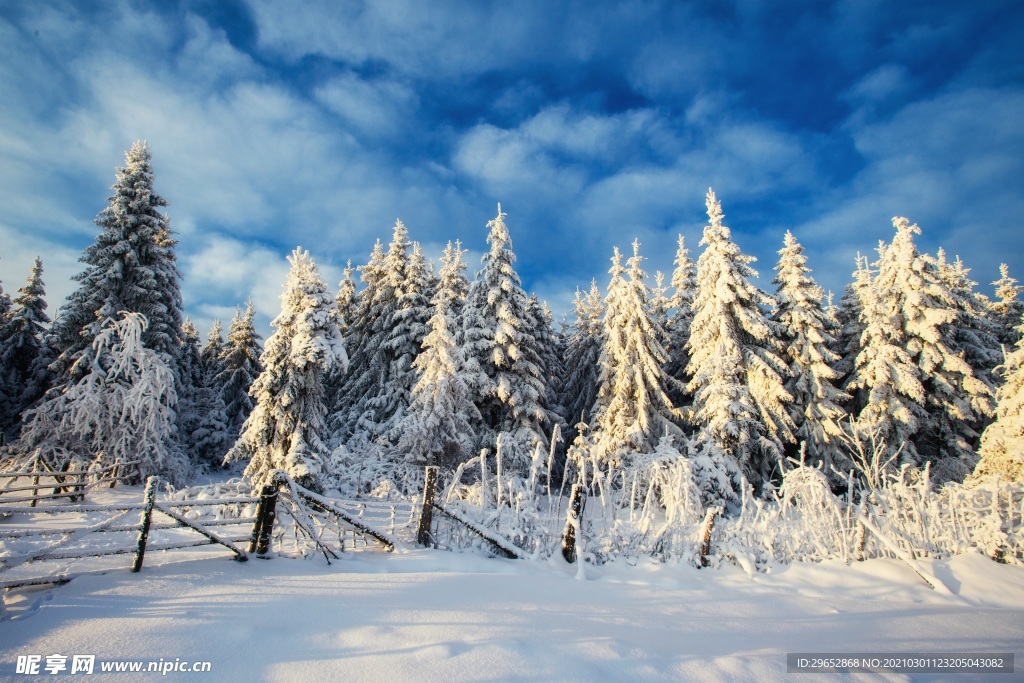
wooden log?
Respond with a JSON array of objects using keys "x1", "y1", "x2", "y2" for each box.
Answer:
[
  {"x1": 561, "y1": 484, "x2": 585, "y2": 564},
  {"x1": 153, "y1": 504, "x2": 248, "y2": 562},
  {"x1": 131, "y1": 476, "x2": 158, "y2": 572},
  {"x1": 417, "y1": 466, "x2": 438, "y2": 547}
]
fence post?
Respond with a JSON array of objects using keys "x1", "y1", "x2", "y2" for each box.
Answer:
[
  {"x1": 248, "y1": 482, "x2": 277, "y2": 553},
  {"x1": 254, "y1": 475, "x2": 282, "y2": 557},
  {"x1": 132, "y1": 476, "x2": 159, "y2": 573},
  {"x1": 698, "y1": 507, "x2": 720, "y2": 568},
  {"x1": 417, "y1": 466, "x2": 438, "y2": 547},
  {"x1": 561, "y1": 484, "x2": 585, "y2": 563}
]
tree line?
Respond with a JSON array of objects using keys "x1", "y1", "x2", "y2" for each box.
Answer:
[{"x1": 1, "y1": 143, "x2": 1021, "y2": 498}]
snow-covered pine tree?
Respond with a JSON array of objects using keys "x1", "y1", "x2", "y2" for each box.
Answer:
[
  {"x1": 19, "y1": 312, "x2": 189, "y2": 483},
  {"x1": 524, "y1": 295, "x2": 566, "y2": 436},
  {"x1": 436, "y1": 240, "x2": 469, "y2": 334},
  {"x1": 0, "y1": 277, "x2": 10, "y2": 324},
  {"x1": 686, "y1": 189, "x2": 794, "y2": 486},
  {"x1": 592, "y1": 241, "x2": 683, "y2": 466},
  {"x1": 335, "y1": 260, "x2": 357, "y2": 339},
  {"x1": 370, "y1": 237, "x2": 433, "y2": 443},
  {"x1": 177, "y1": 319, "x2": 232, "y2": 468},
  {"x1": 937, "y1": 251, "x2": 1002, "y2": 399},
  {"x1": 48, "y1": 142, "x2": 184, "y2": 386},
  {"x1": 665, "y1": 234, "x2": 697, "y2": 408},
  {"x1": 834, "y1": 254, "x2": 872, "y2": 400},
  {"x1": 851, "y1": 218, "x2": 994, "y2": 481},
  {"x1": 227, "y1": 249, "x2": 346, "y2": 491},
  {"x1": 971, "y1": 313, "x2": 1024, "y2": 483},
  {"x1": 650, "y1": 271, "x2": 670, "y2": 329},
  {"x1": 771, "y1": 231, "x2": 849, "y2": 478},
  {"x1": 462, "y1": 205, "x2": 550, "y2": 455},
  {"x1": 217, "y1": 301, "x2": 263, "y2": 436},
  {"x1": 991, "y1": 263, "x2": 1024, "y2": 347},
  {"x1": 847, "y1": 239, "x2": 926, "y2": 467},
  {"x1": 559, "y1": 281, "x2": 604, "y2": 439},
  {"x1": 331, "y1": 239, "x2": 386, "y2": 440},
  {"x1": 391, "y1": 292, "x2": 480, "y2": 468},
  {"x1": 201, "y1": 320, "x2": 227, "y2": 379},
  {"x1": 0, "y1": 257, "x2": 50, "y2": 434}
]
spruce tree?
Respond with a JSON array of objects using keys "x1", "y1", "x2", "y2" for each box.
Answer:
[
  {"x1": 991, "y1": 263, "x2": 1024, "y2": 347},
  {"x1": 851, "y1": 219, "x2": 994, "y2": 480},
  {"x1": 560, "y1": 281, "x2": 604, "y2": 436},
  {"x1": 332, "y1": 239, "x2": 387, "y2": 440},
  {"x1": 228, "y1": 249, "x2": 346, "y2": 490},
  {"x1": 371, "y1": 237, "x2": 432, "y2": 442},
  {"x1": 218, "y1": 301, "x2": 263, "y2": 436},
  {"x1": 392, "y1": 294, "x2": 480, "y2": 468},
  {"x1": 665, "y1": 235, "x2": 697, "y2": 408},
  {"x1": 178, "y1": 319, "x2": 232, "y2": 468},
  {"x1": 48, "y1": 141, "x2": 183, "y2": 384},
  {"x1": 834, "y1": 254, "x2": 872, "y2": 399},
  {"x1": 592, "y1": 241, "x2": 682, "y2": 465},
  {"x1": 335, "y1": 260, "x2": 358, "y2": 339},
  {"x1": 686, "y1": 189, "x2": 793, "y2": 485},
  {"x1": 462, "y1": 205, "x2": 549, "y2": 453},
  {"x1": 201, "y1": 319, "x2": 227, "y2": 378},
  {"x1": 971, "y1": 313, "x2": 1024, "y2": 483},
  {"x1": 772, "y1": 231, "x2": 849, "y2": 478},
  {"x1": 0, "y1": 257, "x2": 50, "y2": 434}
]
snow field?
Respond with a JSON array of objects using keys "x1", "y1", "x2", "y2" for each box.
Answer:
[{"x1": 2, "y1": 544, "x2": 1023, "y2": 682}]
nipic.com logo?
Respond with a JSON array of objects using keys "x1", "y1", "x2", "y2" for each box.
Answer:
[{"x1": 15, "y1": 654, "x2": 213, "y2": 675}]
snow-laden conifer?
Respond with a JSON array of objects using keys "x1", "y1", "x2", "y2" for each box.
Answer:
[
  {"x1": 178, "y1": 319, "x2": 232, "y2": 468},
  {"x1": 437, "y1": 240, "x2": 469, "y2": 336},
  {"x1": 371, "y1": 237, "x2": 433, "y2": 442},
  {"x1": 936, "y1": 251, "x2": 1002, "y2": 395},
  {"x1": 559, "y1": 281, "x2": 604, "y2": 438},
  {"x1": 991, "y1": 263, "x2": 1024, "y2": 347},
  {"x1": 228, "y1": 249, "x2": 346, "y2": 491},
  {"x1": 49, "y1": 142, "x2": 183, "y2": 385},
  {"x1": 0, "y1": 257, "x2": 50, "y2": 434},
  {"x1": 331, "y1": 239, "x2": 387, "y2": 439},
  {"x1": 201, "y1": 320, "x2": 227, "y2": 378},
  {"x1": 335, "y1": 260, "x2": 358, "y2": 338},
  {"x1": 462, "y1": 205, "x2": 549, "y2": 453},
  {"x1": 391, "y1": 293, "x2": 480, "y2": 468},
  {"x1": 851, "y1": 218, "x2": 994, "y2": 481},
  {"x1": 772, "y1": 231, "x2": 849, "y2": 478},
  {"x1": 665, "y1": 235, "x2": 697, "y2": 407},
  {"x1": 217, "y1": 301, "x2": 263, "y2": 435},
  {"x1": 834, "y1": 254, "x2": 872, "y2": 398},
  {"x1": 686, "y1": 189, "x2": 793, "y2": 484},
  {"x1": 971, "y1": 313, "x2": 1024, "y2": 483},
  {"x1": 20, "y1": 312, "x2": 189, "y2": 484},
  {"x1": 592, "y1": 241, "x2": 683, "y2": 466}
]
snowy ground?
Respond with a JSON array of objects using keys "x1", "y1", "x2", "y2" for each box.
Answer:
[
  {"x1": 2, "y1": 482, "x2": 1024, "y2": 682},
  {"x1": 2, "y1": 540, "x2": 1024, "y2": 682}
]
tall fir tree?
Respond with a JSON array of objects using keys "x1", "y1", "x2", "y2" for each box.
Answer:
[
  {"x1": 772, "y1": 231, "x2": 849, "y2": 478},
  {"x1": 48, "y1": 141, "x2": 183, "y2": 385},
  {"x1": 177, "y1": 319, "x2": 232, "y2": 468},
  {"x1": 851, "y1": 219, "x2": 994, "y2": 481},
  {"x1": 371, "y1": 237, "x2": 433, "y2": 443},
  {"x1": 332, "y1": 239, "x2": 387, "y2": 440},
  {"x1": 686, "y1": 189, "x2": 794, "y2": 485},
  {"x1": 201, "y1": 319, "x2": 227, "y2": 378},
  {"x1": 665, "y1": 234, "x2": 697, "y2": 408},
  {"x1": 991, "y1": 263, "x2": 1024, "y2": 348},
  {"x1": 834, "y1": 254, "x2": 872, "y2": 399},
  {"x1": 592, "y1": 241, "x2": 682, "y2": 465},
  {"x1": 228, "y1": 249, "x2": 346, "y2": 490},
  {"x1": 0, "y1": 257, "x2": 50, "y2": 434},
  {"x1": 462, "y1": 205, "x2": 549, "y2": 453},
  {"x1": 391, "y1": 293, "x2": 480, "y2": 468},
  {"x1": 218, "y1": 301, "x2": 263, "y2": 436},
  {"x1": 971, "y1": 313, "x2": 1024, "y2": 483},
  {"x1": 937, "y1": 251, "x2": 1002, "y2": 397},
  {"x1": 559, "y1": 281, "x2": 604, "y2": 438}
]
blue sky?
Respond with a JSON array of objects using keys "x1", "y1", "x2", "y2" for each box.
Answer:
[{"x1": 1, "y1": 1, "x2": 1022, "y2": 338}]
